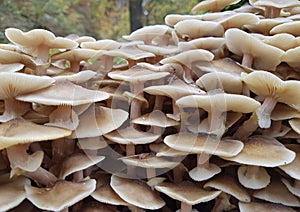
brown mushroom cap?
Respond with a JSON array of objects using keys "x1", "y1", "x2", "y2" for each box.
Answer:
[
  {"x1": 221, "y1": 136, "x2": 296, "y2": 167},
  {"x1": 25, "y1": 179, "x2": 96, "y2": 211},
  {"x1": 0, "y1": 118, "x2": 71, "y2": 150},
  {"x1": 279, "y1": 144, "x2": 300, "y2": 180},
  {"x1": 237, "y1": 165, "x2": 271, "y2": 189},
  {"x1": 239, "y1": 201, "x2": 297, "y2": 212},
  {"x1": 253, "y1": 178, "x2": 300, "y2": 207},
  {"x1": 0, "y1": 175, "x2": 30, "y2": 211},
  {"x1": 204, "y1": 175, "x2": 251, "y2": 202},
  {"x1": 155, "y1": 181, "x2": 221, "y2": 205},
  {"x1": 110, "y1": 175, "x2": 165, "y2": 210}
]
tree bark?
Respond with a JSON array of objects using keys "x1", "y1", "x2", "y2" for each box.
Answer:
[{"x1": 129, "y1": 0, "x2": 143, "y2": 32}]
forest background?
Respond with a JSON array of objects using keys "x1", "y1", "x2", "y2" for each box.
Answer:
[{"x1": 0, "y1": 0, "x2": 204, "y2": 43}]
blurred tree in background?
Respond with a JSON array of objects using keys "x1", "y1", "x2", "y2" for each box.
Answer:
[{"x1": 0, "y1": 0, "x2": 200, "y2": 43}]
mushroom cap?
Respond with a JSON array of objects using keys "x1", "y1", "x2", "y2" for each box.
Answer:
[
  {"x1": 164, "y1": 132, "x2": 244, "y2": 157},
  {"x1": 253, "y1": 178, "x2": 300, "y2": 207},
  {"x1": 70, "y1": 105, "x2": 128, "y2": 139},
  {"x1": 0, "y1": 175, "x2": 30, "y2": 211},
  {"x1": 242, "y1": 71, "x2": 300, "y2": 107},
  {"x1": 149, "y1": 143, "x2": 187, "y2": 157},
  {"x1": 196, "y1": 71, "x2": 243, "y2": 94},
  {"x1": 253, "y1": 0, "x2": 300, "y2": 8},
  {"x1": 81, "y1": 39, "x2": 121, "y2": 50},
  {"x1": 0, "y1": 118, "x2": 71, "y2": 150},
  {"x1": 144, "y1": 79, "x2": 205, "y2": 100},
  {"x1": 261, "y1": 33, "x2": 298, "y2": 51},
  {"x1": 239, "y1": 201, "x2": 297, "y2": 212},
  {"x1": 204, "y1": 175, "x2": 251, "y2": 202},
  {"x1": 91, "y1": 174, "x2": 128, "y2": 206},
  {"x1": 108, "y1": 67, "x2": 170, "y2": 83},
  {"x1": 25, "y1": 179, "x2": 96, "y2": 211},
  {"x1": 174, "y1": 19, "x2": 224, "y2": 39},
  {"x1": 176, "y1": 92, "x2": 260, "y2": 113},
  {"x1": 5, "y1": 28, "x2": 78, "y2": 55},
  {"x1": 282, "y1": 46, "x2": 300, "y2": 70},
  {"x1": 216, "y1": 12, "x2": 259, "y2": 29},
  {"x1": 245, "y1": 18, "x2": 291, "y2": 35},
  {"x1": 155, "y1": 181, "x2": 221, "y2": 205},
  {"x1": 237, "y1": 165, "x2": 271, "y2": 189},
  {"x1": 160, "y1": 49, "x2": 214, "y2": 69},
  {"x1": 191, "y1": 0, "x2": 240, "y2": 13},
  {"x1": 189, "y1": 163, "x2": 221, "y2": 182},
  {"x1": 104, "y1": 126, "x2": 160, "y2": 145},
  {"x1": 271, "y1": 103, "x2": 300, "y2": 120},
  {"x1": 0, "y1": 63, "x2": 24, "y2": 73},
  {"x1": 59, "y1": 153, "x2": 105, "y2": 179},
  {"x1": 137, "y1": 44, "x2": 179, "y2": 55},
  {"x1": 110, "y1": 175, "x2": 165, "y2": 210},
  {"x1": 178, "y1": 37, "x2": 225, "y2": 51},
  {"x1": 51, "y1": 48, "x2": 99, "y2": 62},
  {"x1": 119, "y1": 155, "x2": 179, "y2": 169},
  {"x1": 221, "y1": 136, "x2": 296, "y2": 167},
  {"x1": 225, "y1": 28, "x2": 284, "y2": 70},
  {"x1": 53, "y1": 70, "x2": 97, "y2": 84},
  {"x1": 0, "y1": 72, "x2": 55, "y2": 99},
  {"x1": 289, "y1": 118, "x2": 300, "y2": 134},
  {"x1": 16, "y1": 80, "x2": 109, "y2": 106},
  {"x1": 281, "y1": 178, "x2": 300, "y2": 198},
  {"x1": 131, "y1": 110, "x2": 179, "y2": 128},
  {"x1": 279, "y1": 144, "x2": 300, "y2": 180}
]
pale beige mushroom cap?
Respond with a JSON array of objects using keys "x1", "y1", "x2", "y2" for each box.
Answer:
[
  {"x1": 221, "y1": 136, "x2": 296, "y2": 167},
  {"x1": 270, "y1": 21, "x2": 300, "y2": 36},
  {"x1": 204, "y1": 175, "x2": 251, "y2": 202},
  {"x1": 110, "y1": 175, "x2": 165, "y2": 210},
  {"x1": 155, "y1": 181, "x2": 221, "y2": 205},
  {"x1": 225, "y1": 28, "x2": 284, "y2": 70},
  {"x1": 164, "y1": 132, "x2": 243, "y2": 157},
  {"x1": 191, "y1": 0, "x2": 240, "y2": 13},
  {"x1": 239, "y1": 201, "x2": 297, "y2": 212},
  {"x1": 0, "y1": 175, "x2": 31, "y2": 211},
  {"x1": 70, "y1": 105, "x2": 128, "y2": 139},
  {"x1": 0, "y1": 72, "x2": 55, "y2": 98},
  {"x1": 0, "y1": 118, "x2": 71, "y2": 150},
  {"x1": 242, "y1": 71, "x2": 300, "y2": 107},
  {"x1": 174, "y1": 19, "x2": 224, "y2": 39},
  {"x1": 176, "y1": 92, "x2": 260, "y2": 113},
  {"x1": 53, "y1": 70, "x2": 97, "y2": 84},
  {"x1": 25, "y1": 179, "x2": 96, "y2": 211},
  {"x1": 16, "y1": 80, "x2": 110, "y2": 106},
  {"x1": 81, "y1": 39, "x2": 121, "y2": 50},
  {"x1": 216, "y1": 12, "x2": 259, "y2": 29}
]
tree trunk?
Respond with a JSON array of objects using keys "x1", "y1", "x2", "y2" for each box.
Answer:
[{"x1": 129, "y1": 0, "x2": 143, "y2": 32}]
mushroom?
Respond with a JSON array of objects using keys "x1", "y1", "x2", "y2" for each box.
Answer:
[
  {"x1": 279, "y1": 144, "x2": 300, "y2": 180},
  {"x1": 191, "y1": 0, "x2": 240, "y2": 13},
  {"x1": 0, "y1": 72, "x2": 55, "y2": 122},
  {"x1": 110, "y1": 175, "x2": 165, "y2": 211},
  {"x1": 225, "y1": 28, "x2": 284, "y2": 70},
  {"x1": 154, "y1": 181, "x2": 221, "y2": 212},
  {"x1": 5, "y1": 28, "x2": 78, "y2": 65},
  {"x1": 0, "y1": 174, "x2": 31, "y2": 211},
  {"x1": 164, "y1": 132, "x2": 243, "y2": 181},
  {"x1": 16, "y1": 80, "x2": 110, "y2": 130},
  {"x1": 239, "y1": 201, "x2": 297, "y2": 212},
  {"x1": 25, "y1": 178, "x2": 96, "y2": 211},
  {"x1": 241, "y1": 70, "x2": 300, "y2": 128}
]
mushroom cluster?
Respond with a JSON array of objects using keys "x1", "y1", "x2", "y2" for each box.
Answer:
[{"x1": 2, "y1": 0, "x2": 300, "y2": 211}]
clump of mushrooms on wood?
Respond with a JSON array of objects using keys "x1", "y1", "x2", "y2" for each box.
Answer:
[{"x1": 1, "y1": 0, "x2": 300, "y2": 211}]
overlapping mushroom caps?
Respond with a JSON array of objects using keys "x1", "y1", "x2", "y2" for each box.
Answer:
[{"x1": 3, "y1": 0, "x2": 300, "y2": 210}]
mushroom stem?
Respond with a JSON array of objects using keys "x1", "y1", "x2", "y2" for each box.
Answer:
[
  {"x1": 0, "y1": 98, "x2": 31, "y2": 122},
  {"x1": 233, "y1": 113, "x2": 258, "y2": 140},
  {"x1": 47, "y1": 105, "x2": 79, "y2": 130},
  {"x1": 181, "y1": 202, "x2": 192, "y2": 212},
  {"x1": 212, "y1": 192, "x2": 235, "y2": 212},
  {"x1": 265, "y1": 7, "x2": 281, "y2": 18},
  {"x1": 126, "y1": 144, "x2": 136, "y2": 177},
  {"x1": 197, "y1": 153, "x2": 210, "y2": 169},
  {"x1": 245, "y1": 165, "x2": 260, "y2": 178},
  {"x1": 256, "y1": 96, "x2": 277, "y2": 128},
  {"x1": 146, "y1": 168, "x2": 156, "y2": 179},
  {"x1": 153, "y1": 95, "x2": 164, "y2": 111},
  {"x1": 70, "y1": 61, "x2": 81, "y2": 73},
  {"x1": 130, "y1": 82, "x2": 144, "y2": 121},
  {"x1": 207, "y1": 110, "x2": 226, "y2": 137},
  {"x1": 242, "y1": 53, "x2": 253, "y2": 68},
  {"x1": 23, "y1": 167, "x2": 57, "y2": 187},
  {"x1": 73, "y1": 170, "x2": 84, "y2": 182},
  {"x1": 36, "y1": 44, "x2": 50, "y2": 64}
]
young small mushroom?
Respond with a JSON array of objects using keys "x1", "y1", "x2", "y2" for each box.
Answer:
[{"x1": 154, "y1": 180, "x2": 221, "y2": 212}]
